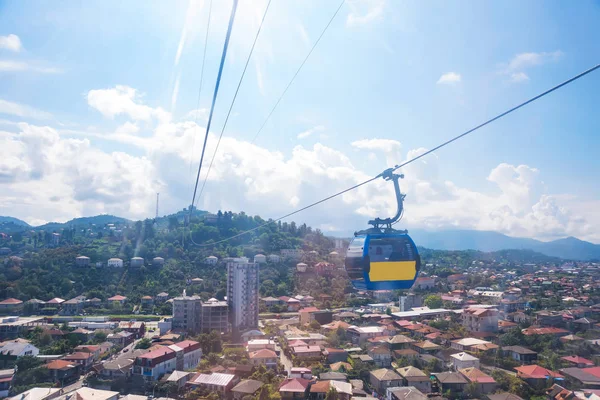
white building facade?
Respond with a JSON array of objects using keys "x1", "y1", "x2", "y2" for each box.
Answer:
[
  {"x1": 107, "y1": 258, "x2": 123, "y2": 268},
  {"x1": 227, "y1": 260, "x2": 259, "y2": 335}
]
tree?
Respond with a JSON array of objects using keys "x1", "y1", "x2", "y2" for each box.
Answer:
[
  {"x1": 325, "y1": 387, "x2": 338, "y2": 400},
  {"x1": 424, "y1": 295, "x2": 442, "y2": 309},
  {"x1": 135, "y1": 338, "x2": 152, "y2": 349}
]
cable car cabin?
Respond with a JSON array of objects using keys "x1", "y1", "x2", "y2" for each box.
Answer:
[{"x1": 345, "y1": 233, "x2": 421, "y2": 291}]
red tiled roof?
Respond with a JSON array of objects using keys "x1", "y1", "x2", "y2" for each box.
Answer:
[
  {"x1": 287, "y1": 340, "x2": 307, "y2": 347},
  {"x1": 63, "y1": 352, "x2": 93, "y2": 360},
  {"x1": 108, "y1": 295, "x2": 127, "y2": 301},
  {"x1": 459, "y1": 367, "x2": 495, "y2": 383},
  {"x1": 0, "y1": 298, "x2": 22, "y2": 305},
  {"x1": 299, "y1": 307, "x2": 319, "y2": 313},
  {"x1": 583, "y1": 367, "x2": 600, "y2": 379},
  {"x1": 138, "y1": 345, "x2": 176, "y2": 360},
  {"x1": 46, "y1": 360, "x2": 77, "y2": 370},
  {"x1": 292, "y1": 346, "x2": 321, "y2": 354},
  {"x1": 561, "y1": 355, "x2": 594, "y2": 366},
  {"x1": 279, "y1": 378, "x2": 310, "y2": 392},
  {"x1": 249, "y1": 349, "x2": 277, "y2": 359},
  {"x1": 515, "y1": 365, "x2": 563, "y2": 379},
  {"x1": 175, "y1": 340, "x2": 201, "y2": 353}
]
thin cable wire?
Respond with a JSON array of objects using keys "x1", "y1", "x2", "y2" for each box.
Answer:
[
  {"x1": 195, "y1": 0, "x2": 273, "y2": 206},
  {"x1": 190, "y1": 64, "x2": 600, "y2": 247},
  {"x1": 388, "y1": 63, "x2": 600, "y2": 176},
  {"x1": 250, "y1": 0, "x2": 345, "y2": 144},
  {"x1": 187, "y1": 0, "x2": 214, "y2": 183},
  {"x1": 190, "y1": 0, "x2": 239, "y2": 218}
]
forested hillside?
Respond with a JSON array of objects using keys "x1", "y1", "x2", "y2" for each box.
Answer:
[{"x1": 0, "y1": 210, "x2": 337, "y2": 307}]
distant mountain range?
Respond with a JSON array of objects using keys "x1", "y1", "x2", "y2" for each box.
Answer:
[
  {"x1": 0, "y1": 214, "x2": 130, "y2": 232},
  {"x1": 2, "y1": 213, "x2": 599, "y2": 261},
  {"x1": 410, "y1": 229, "x2": 600, "y2": 261}
]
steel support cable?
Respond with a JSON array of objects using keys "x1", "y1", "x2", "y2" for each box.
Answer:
[
  {"x1": 194, "y1": 0, "x2": 273, "y2": 206},
  {"x1": 190, "y1": 63, "x2": 600, "y2": 247},
  {"x1": 249, "y1": 0, "x2": 345, "y2": 144},
  {"x1": 187, "y1": 0, "x2": 214, "y2": 183},
  {"x1": 189, "y1": 0, "x2": 239, "y2": 218}
]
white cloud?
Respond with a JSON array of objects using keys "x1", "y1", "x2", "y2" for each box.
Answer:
[
  {"x1": 501, "y1": 50, "x2": 562, "y2": 83},
  {"x1": 507, "y1": 51, "x2": 563, "y2": 71},
  {"x1": 0, "y1": 60, "x2": 62, "y2": 74},
  {"x1": 351, "y1": 138, "x2": 402, "y2": 167},
  {"x1": 510, "y1": 72, "x2": 529, "y2": 83},
  {"x1": 4, "y1": 84, "x2": 600, "y2": 243},
  {"x1": 87, "y1": 85, "x2": 171, "y2": 123},
  {"x1": 0, "y1": 99, "x2": 53, "y2": 119},
  {"x1": 347, "y1": 0, "x2": 386, "y2": 27},
  {"x1": 0, "y1": 34, "x2": 22, "y2": 52},
  {"x1": 437, "y1": 72, "x2": 461, "y2": 85},
  {"x1": 297, "y1": 125, "x2": 325, "y2": 139},
  {"x1": 115, "y1": 122, "x2": 139, "y2": 135},
  {"x1": 184, "y1": 108, "x2": 208, "y2": 121}
]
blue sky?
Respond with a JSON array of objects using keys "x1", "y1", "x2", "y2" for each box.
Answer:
[{"x1": 1, "y1": 0, "x2": 600, "y2": 241}]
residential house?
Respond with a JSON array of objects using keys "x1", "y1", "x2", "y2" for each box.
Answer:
[
  {"x1": 370, "y1": 369, "x2": 402, "y2": 395},
  {"x1": 347, "y1": 326, "x2": 386, "y2": 345},
  {"x1": 68, "y1": 388, "x2": 119, "y2": 400},
  {"x1": 247, "y1": 339, "x2": 275, "y2": 352},
  {"x1": 156, "y1": 292, "x2": 169, "y2": 303},
  {"x1": 573, "y1": 317, "x2": 596, "y2": 331},
  {"x1": 414, "y1": 277, "x2": 435, "y2": 290},
  {"x1": 411, "y1": 340, "x2": 440, "y2": 355},
  {"x1": 45, "y1": 360, "x2": 81, "y2": 384},
  {"x1": 241, "y1": 330, "x2": 265, "y2": 342},
  {"x1": 433, "y1": 372, "x2": 468, "y2": 396},
  {"x1": 458, "y1": 367, "x2": 497, "y2": 394},
  {"x1": 7, "y1": 387, "x2": 61, "y2": 400},
  {"x1": 395, "y1": 366, "x2": 430, "y2": 393},
  {"x1": 63, "y1": 352, "x2": 94, "y2": 372},
  {"x1": 292, "y1": 346, "x2": 321, "y2": 360},
  {"x1": 118, "y1": 321, "x2": 145, "y2": 338},
  {"x1": 386, "y1": 387, "x2": 427, "y2": 400},
  {"x1": 386, "y1": 335, "x2": 415, "y2": 350},
  {"x1": 61, "y1": 297, "x2": 85, "y2": 316},
  {"x1": 561, "y1": 355, "x2": 594, "y2": 368},
  {"x1": 0, "y1": 299, "x2": 23, "y2": 315},
  {"x1": 98, "y1": 358, "x2": 134, "y2": 379},
  {"x1": 319, "y1": 372, "x2": 347, "y2": 381},
  {"x1": 260, "y1": 297, "x2": 282, "y2": 309},
  {"x1": 130, "y1": 257, "x2": 144, "y2": 268},
  {"x1": 152, "y1": 257, "x2": 165, "y2": 267},
  {"x1": 171, "y1": 340, "x2": 202, "y2": 370},
  {"x1": 141, "y1": 296, "x2": 154, "y2": 307},
  {"x1": 514, "y1": 365, "x2": 563, "y2": 387},
  {"x1": 535, "y1": 311, "x2": 563, "y2": 327},
  {"x1": 107, "y1": 295, "x2": 127, "y2": 305},
  {"x1": 231, "y1": 379, "x2": 263, "y2": 400},
  {"x1": 0, "y1": 369, "x2": 14, "y2": 397},
  {"x1": 107, "y1": 258, "x2": 123, "y2": 268},
  {"x1": 450, "y1": 353, "x2": 480, "y2": 371},
  {"x1": 289, "y1": 368, "x2": 312, "y2": 380},
  {"x1": 74, "y1": 345, "x2": 101, "y2": 361},
  {"x1": 502, "y1": 346, "x2": 538, "y2": 364},
  {"x1": 248, "y1": 349, "x2": 278, "y2": 369},
  {"x1": 450, "y1": 338, "x2": 491, "y2": 352},
  {"x1": 75, "y1": 256, "x2": 90, "y2": 267},
  {"x1": 107, "y1": 331, "x2": 134, "y2": 347},
  {"x1": 310, "y1": 380, "x2": 352, "y2": 400},
  {"x1": 24, "y1": 299, "x2": 45, "y2": 314},
  {"x1": 368, "y1": 345, "x2": 392, "y2": 368},
  {"x1": 267, "y1": 254, "x2": 281, "y2": 263},
  {"x1": 323, "y1": 348, "x2": 348, "y2": 364},
  {"x1": 559, "y1": 367, "x2": 600, "y2": 389},
  {"x1": 462, "y1": 307, "x2": 499, "y2": 333},
  {"x1": 133, "y1": 346, "x2": 177, "y2": 380},
  {"x1": 166, "y1": 371, "x2": 192, "y2": 389},
  {"x1": 0, "y1": 339, "x2": 40, "y2": 368},
  {"x1": 487, "y1": 393, "x2": 524, "y2": 400},
  {"x1": 279, "y1": 378, "x2": 310, "y2": 400}
]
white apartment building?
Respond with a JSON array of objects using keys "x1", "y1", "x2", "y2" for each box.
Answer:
[
  {"x1": 227, "y1": 259, "x2": 259, "y2": 335},
  {"x1": 107, "y1": 258, "x2": 123, "y2": 268}
]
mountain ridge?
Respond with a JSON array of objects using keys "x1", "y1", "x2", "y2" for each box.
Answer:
[{"x1": 1, "y1": 213, "x2": 598, "y2": 260}]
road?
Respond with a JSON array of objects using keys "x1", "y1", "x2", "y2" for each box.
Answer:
[{"x1": 277, "y1": 345, "x2": 293, "y2": 373}]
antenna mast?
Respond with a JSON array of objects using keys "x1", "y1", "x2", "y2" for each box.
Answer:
[{"x1": 156, "y1": 193, "x2": 159, "y2": 220}]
